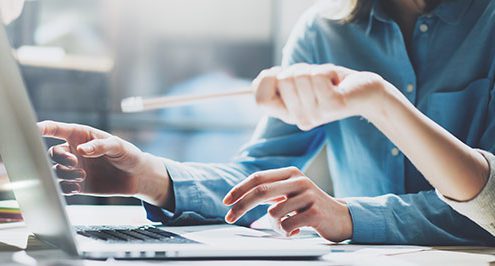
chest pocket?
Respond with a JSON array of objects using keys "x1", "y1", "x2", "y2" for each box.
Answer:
[{"x1": 424, "y1": 78, "x2": 491, "y2": 145}]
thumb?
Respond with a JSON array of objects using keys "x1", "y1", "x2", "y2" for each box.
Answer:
[{"x1": 76, "y1": 137, "x2": 124, "y2": 159}]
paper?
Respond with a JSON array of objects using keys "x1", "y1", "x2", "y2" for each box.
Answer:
[{"x1": 0, "y1": 200, "x2": 23, "y2": 225}]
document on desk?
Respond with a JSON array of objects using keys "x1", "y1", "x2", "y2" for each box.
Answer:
[
  {"x1": 324, "y1": 244, "x2": 431, "y2": 255},
  {"x1": 170, "y1": 224, "x2": 328, "y2": 248},
  {"x1": 174, "y1": 224, "x2": 431, "y2": 255}
]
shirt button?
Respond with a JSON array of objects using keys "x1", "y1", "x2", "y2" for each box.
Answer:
[
  {"x1": 391, "y1": 147, "x2": 400, "y2": 157},
  {"x1": 406, "y1": 84, "x2": 414, "y2": 93},
  {"x1": 419, "y1": 24, "x2": 429, "y2": 33}
]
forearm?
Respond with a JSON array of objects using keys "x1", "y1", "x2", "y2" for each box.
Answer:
[
  {"x1": 365, "y1": 82, "x2": 489, "y2": 201},
  {"x1": 142, "y1": 157, "x2": 272, "y2": 226}
]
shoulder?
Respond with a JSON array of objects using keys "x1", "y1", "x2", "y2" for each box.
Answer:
[
  {"x1": 288, "y1": 3, "x2": 359, "y2": 39},
  {"x1": 282, "y1": 4, "x2": 361, "y2": 65}
]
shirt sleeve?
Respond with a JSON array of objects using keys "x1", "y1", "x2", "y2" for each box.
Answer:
[
  {"x1": 346, "y1": 190, "x2": 495, "y2": 245},
  {"x1": 435, "y1": 154, "x2": 495, "y2": 236},
  {"x1": 144, "y1": 9, "x2": 326, "y2": 226},
  {"x1": 145, "y1": 117, "x2": 325, "y2": 226}
]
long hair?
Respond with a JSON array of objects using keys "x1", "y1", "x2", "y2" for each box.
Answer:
[
  {"x1": 317, "y1": 0, "x2": 372, "y2": 23},
  {"x1": 343, "y1": 0, "x2": 373, "y2": 23},
  {"x1": 332, "y1": 0, "x2": 446, "y2": 23}
]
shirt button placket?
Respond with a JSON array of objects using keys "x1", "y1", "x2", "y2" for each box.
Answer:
[
  {"x1": 406, "y1": 84, "x2": 414, "y2": 93},
  {"x1": 391, "y1": 147, "x2": 400, "y2": 157},
  {"x1": 405, "y1": 82, "x2": 416, "y2": 103},
  {"x1": 419, "y1": 24, "x2": 429, "y2": 33}
]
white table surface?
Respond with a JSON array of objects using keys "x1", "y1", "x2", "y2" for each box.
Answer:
[{"x1": 0, "y1": 205, "x2": 494, "y2": 266}]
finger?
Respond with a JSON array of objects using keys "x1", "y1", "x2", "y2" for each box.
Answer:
[
  {"x1": 266, "y1": 195, "x2": 287, "y2": 204},
  {"x1": 38, "y1": 120, "x2": 110, "y2": 141},
  {"x1": 292, "y1": 66, "x2": 318, "y2": 119},
  {"x1": 314, "y1": 64, "x2": 354, "y2": 85},
  {"x1": 53, "y1": 164, "x2": 86, "y2": 181},
  {"x1": 254, "y1": 67, "x2": 291, "y2": 122},
  {"x1": 49, "y1": 144, "x2": 78, "y2": 167},
  {"x1": 223, "y1": 166, "x2": 302, "y2": 205},
  {"x1": 60, "y1": 181, "x2": 81, "y2": 195},
  {"x1": 76, "y1": 136, "x2": 124, "y2": 159},
  {"x1": 289, "y1": 228, "x2": 301, "y2": 237},
  {"x1": 311, "y1": 68, "x2": 338, "y2": 105},
  {"x1": 37, "y1": 120, "x2": 79, "y2": 141},
  {"x1": 277, "y1": 75, "x2": 310, "y2": 130},
  {"x1": 268, "y1": 192, "x2": 312, "y2": 220},
  {"x1": 254, "y1": 67, "x2": 284, "y2": 107},
  {"x1": 280, "y1": 208, "x2": 316, "y2": 235},
  {"x1": 225, "y1": 177, "x2": 308, "y2": 224},
  {"x1": 269, "y1": 211, "x2": 297, "y2": 235}
]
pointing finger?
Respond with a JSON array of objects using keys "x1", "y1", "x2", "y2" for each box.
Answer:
[
  {"x1": 38, "y1": 120, "x2": 110, "y2": 141},
  {"x1": 38, "y1": 120, "x2": 77, "y2": 141}
]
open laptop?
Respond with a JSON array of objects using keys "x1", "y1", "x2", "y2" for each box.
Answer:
[{"x1": 0, "y1": 22, "x2": 330, "y2": 259}]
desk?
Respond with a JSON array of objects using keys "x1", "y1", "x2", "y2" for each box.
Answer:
[{"x1": 0, "y1": 205, "x2": 494, "y2": 266}]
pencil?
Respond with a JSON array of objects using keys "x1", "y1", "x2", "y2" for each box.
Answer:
[{"x1": 121, "y1": 88, "x2": 253, "y2": 113}]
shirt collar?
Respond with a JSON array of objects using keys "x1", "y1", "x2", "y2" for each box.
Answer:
[
  {"x1": 365, "y1": 0, "x2": 393, "y2": 35},
  {"x1": 365, "y1": 0, "x2": 474, "y2": 35},
  {"x1": 433, "y1": 0, "x2": 474, "y2": 25}
]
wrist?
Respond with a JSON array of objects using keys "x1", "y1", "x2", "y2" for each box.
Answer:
[
  {"x1": 360, "y1": 79, "x2": 404, "y2": 124},
  {"x1": 336, "y1": 199, "x2": 353, "y2": 241},
  {"x1": 135, "y1": 153, "x2": 172, "y2": 208}
]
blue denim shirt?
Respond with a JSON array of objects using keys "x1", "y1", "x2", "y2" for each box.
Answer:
[{"x1": 145, "y1": 0, "x2": 495, "y2": 245}]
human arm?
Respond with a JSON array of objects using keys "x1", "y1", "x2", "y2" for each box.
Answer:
[
  {"x1": 37, "y1": 121, "x2": 173, "y2": 208},
  {"x1": 224, "y1": 165, "x2": 493, "y2": 244},
  {"x1": 253, "y1": 63, "x2": 489, "y2": 202},
  {"x1": 39, "y1": 119, "x2": 326, "y2": 226},
  {"x1": 224, "y1": 62, "x2": 493, "y2": 242}
]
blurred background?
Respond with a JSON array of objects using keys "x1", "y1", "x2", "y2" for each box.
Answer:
[{"x1": 0, "y1": 0, "x2": 332, "y2": 205}]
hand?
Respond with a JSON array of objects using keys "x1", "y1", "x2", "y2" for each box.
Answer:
[
  {"x1": 223, "y1": 167, "x2": 353, "y2": 242},
  {"x1": 253, "y1": 63, "x2": 388, "y2": 131},
  {"x1": 37, "y1": 121, "x2": 173, "y2": 208}
]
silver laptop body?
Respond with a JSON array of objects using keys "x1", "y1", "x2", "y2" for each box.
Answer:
[{"x1": 0, "y1": 22, "x2": 329, "y2": 259}]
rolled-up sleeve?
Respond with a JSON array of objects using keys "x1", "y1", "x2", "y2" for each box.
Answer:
[{"x1": 437, "y1": 149, "x2": 495, "y2": 236}]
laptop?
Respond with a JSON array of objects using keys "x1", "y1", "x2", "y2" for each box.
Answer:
[{"x1": 0, "y1": 22, "x2": 330, "y2": 259}]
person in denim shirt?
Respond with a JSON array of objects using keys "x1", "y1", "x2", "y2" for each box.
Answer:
[{"x1": 39, "y1": 0, "x2": 495, "y2": 245}]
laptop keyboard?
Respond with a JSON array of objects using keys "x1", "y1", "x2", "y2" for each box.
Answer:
[{"x1": 75, "y1": 225, "x2": 197, "y2": 244}]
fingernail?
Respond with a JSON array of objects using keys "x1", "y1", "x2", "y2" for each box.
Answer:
[
  {"x1": 225, "y1": 211, "x2": 235, "y2": 224},
  {"x1": 289, "y1": 230, "x2": 299, "y2": 237},
  {"x1": 80, "y1": 144, "x2": 94, "y2": 154},
  {"x1": 223, "y1": 194, "x2": 233, "y2": 205},
  {"x1": 67, "y1": 183, "x2": 80, "y2": 194}
]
